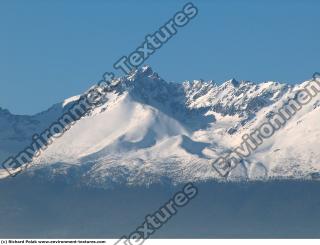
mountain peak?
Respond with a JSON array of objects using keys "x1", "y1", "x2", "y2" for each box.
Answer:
[
  {"x1": 140, "y1": 65, "x2": 153, "y2": 75},
  {"x1": 129, "y1": 65, "x2": 156, "y2": 78},
  {"x1": 226, "y1": 78, "x2": 240, "y2": 87}
]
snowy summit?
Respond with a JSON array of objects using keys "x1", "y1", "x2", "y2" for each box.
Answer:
[{"x1": 1, "y1": 66, "x2": 320, "y2": 186}]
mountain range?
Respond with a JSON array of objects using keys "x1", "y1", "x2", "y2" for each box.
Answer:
[{"x1": 1, "y1": 66, "x2": 320, "y2": 187}]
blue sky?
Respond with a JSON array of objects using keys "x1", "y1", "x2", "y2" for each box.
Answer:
[{"x1": 1, "y1": 0, "x2": 319, "y2": 115}]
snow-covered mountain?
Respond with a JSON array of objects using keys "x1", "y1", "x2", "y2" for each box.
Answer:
[{"x1": 1, "y1": 66, "x2": 320, "y2": 186}]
